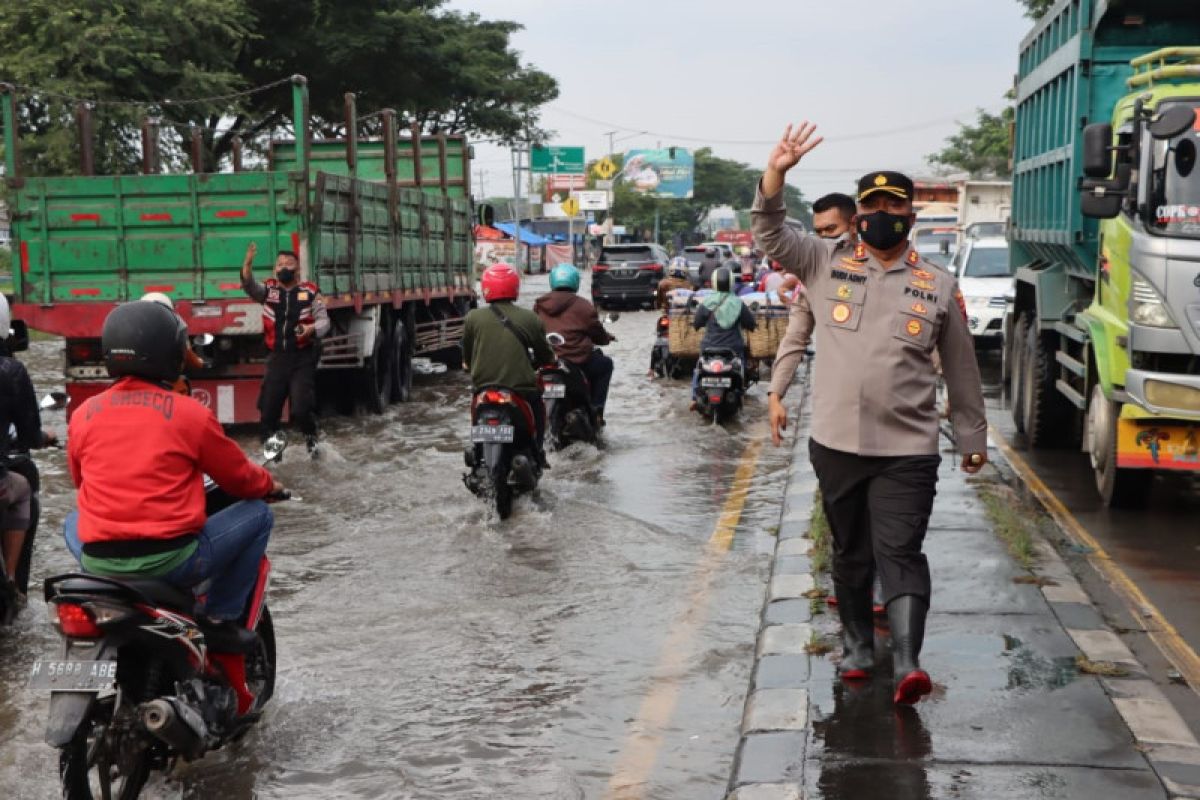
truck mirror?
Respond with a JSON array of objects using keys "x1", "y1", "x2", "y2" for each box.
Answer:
[
  {"x1": 1079, "y1": 178, "x2": 1122, "y2": 219},
  {"x1": 1082, "y1": 123, "x2": 1114, "y2": 178},
  {"x1": 1148, "y1": 105, "x2": 1195, "y2": 140},
  {"x1": 7, "y1": 319, "x2": 29, "y2": 352}
]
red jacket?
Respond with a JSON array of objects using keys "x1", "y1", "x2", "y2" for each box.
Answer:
[{"x1": 68, "y1": 378, "x2": 275, "y2": 545}]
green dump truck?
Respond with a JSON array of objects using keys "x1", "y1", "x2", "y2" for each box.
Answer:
[
  {"x1": 1007, "y1": 0, "x2": 1200, "y2": 506},
  {"x1": 5, "y1": 76, "x2": 476, "y2": 423}
]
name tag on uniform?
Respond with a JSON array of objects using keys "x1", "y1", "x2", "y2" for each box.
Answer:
[{"x1": 298, "y1": 291, "x2": 310, "y2": 302}]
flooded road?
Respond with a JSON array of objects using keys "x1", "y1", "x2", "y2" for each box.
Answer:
[{"x1": 0, "y1": 271, "x2": 796, "y2": 799}]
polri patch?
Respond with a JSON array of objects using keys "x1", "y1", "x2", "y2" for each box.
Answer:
[
  {"x1": 836, "y1": 284, "x2": 852, "y2": 299},
  {"x1": 831, "y1": 303, "x2": 852, "y2": 323},
  {"x1": 911, "y1": 268, "x2": 935, "y2": 281},
  {"x1": 906, "y1": 318, "x2": 923, "y2": 337},
  {"x1": 911, "y1": 302, "x2": 928, "y2": 315},
  {"x1": 910, "y1": 279, "x2": 936, "y2": 291}
]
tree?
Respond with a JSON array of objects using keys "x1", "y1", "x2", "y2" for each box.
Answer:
[
  {"x1": 927, "y1": 107, "x2": 1014, "y2": 178},
  {"x1": 0, "y1": 0, "x2": 558, "y2": 176},
  {"x1": 1018, "y1": 0, "x2": 1054, "y2": 20},
  {"x1": 599, "y1": 148, "x2": 810, "y2": 244}
]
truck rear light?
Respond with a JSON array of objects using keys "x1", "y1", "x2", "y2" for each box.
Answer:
[
  {"x1": 593, "y1": 263, "x2": 609, "y2": 273},
  {"x1": 55, "y1": 603, "x2": 103, "y2": 638}
]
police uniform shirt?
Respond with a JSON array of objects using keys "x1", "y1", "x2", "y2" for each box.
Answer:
[{"x1": 751, "y1": 186, "x2": 986, "y2": 457}]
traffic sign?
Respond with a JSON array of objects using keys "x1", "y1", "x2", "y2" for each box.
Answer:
[
  {"x1": 561, "y1": 197, "x2": 580, "y2": 217},
  {"x1": 573, "y1": 190, "x2": 608, "y2": 211},
  {"x1": 531, "y1": 146, "x2": 585, "y2": 174},
  {"x1": 593, "y1": 157, "x2": 617, "y2": 180}
]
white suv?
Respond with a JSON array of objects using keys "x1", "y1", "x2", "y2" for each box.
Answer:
[{"x1": 951, "y1": 236, "x2": 1013, "y2": 344}]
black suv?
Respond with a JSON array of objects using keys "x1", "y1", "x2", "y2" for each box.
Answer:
[{"x1": 591, "y1": 243, "x2": 670, "y2": 309}]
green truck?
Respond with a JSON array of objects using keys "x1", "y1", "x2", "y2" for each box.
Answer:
[
  {"x1": 1007, "y1": 0, "x2": 1200, "y2": 506},
  {"x1": 4, "y1": 76, "x2": 476, "y2": 423}
]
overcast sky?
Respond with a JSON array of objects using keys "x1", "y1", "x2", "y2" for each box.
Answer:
[{"x1": 446, "y1": 0, "x2": 1032, "y2": 202}]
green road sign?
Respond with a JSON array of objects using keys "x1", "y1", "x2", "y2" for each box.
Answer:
[{"x1": 531, "y1": 146, "x2": 585, "y2": 174}]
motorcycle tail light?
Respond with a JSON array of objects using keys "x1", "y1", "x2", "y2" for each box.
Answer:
[
  {"x1": 710, "y1": 361, "x2": 725, "y2": 373},
  {"x1": 483, "y1": 389, "x2": 510, "y2": 404},
  {"x1": 55, "y1": 603, "x2": 103, "y2": 638},
  {"x1": 66, "y1": 339, "x2": 102, "y2": 364}
]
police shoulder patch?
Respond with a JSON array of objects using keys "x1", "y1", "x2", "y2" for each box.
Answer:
[
  {"x1": 906, "y1": 249, "x2": 920, "y2": 266},
  {"x1": 852, "y1": 243, "x2": 868, "y2": 261},
  {"x1": 955, "y1": 289, "x2": 967, "y2": 320}
]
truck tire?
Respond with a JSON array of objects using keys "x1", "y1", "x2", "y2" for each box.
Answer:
[
  {"x1": 390, "y1": 322, "x2": 413, "y2": 403},
  {"x1": 360, "y1": 324, "x2": 392, "y2": 415},
  {"x1": 1086, "y1": 383, "x2": 1152, "y2": 508},
  {"x1": 1009, "y1": 314, "x2": 1029, "y2": 433},
  {"x1": 1020, "y1": 313, "x2": 1071, "y2": 447}
]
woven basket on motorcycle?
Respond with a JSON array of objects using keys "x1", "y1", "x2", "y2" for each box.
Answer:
[
  {"x1": 745, "y1": 304, "x2": 791, "y2": 359},
  {"x1": 667, "y1": 309, "x2": 703, "y2": 357}
]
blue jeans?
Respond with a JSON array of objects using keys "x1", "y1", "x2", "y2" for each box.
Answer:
[{"x1": 63, "y1": 501, "x2": 274, "y2": 621}]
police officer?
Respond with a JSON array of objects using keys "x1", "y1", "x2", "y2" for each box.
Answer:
[
  {"x1": 241, "y1": 243, "x2": 330, "y2": 454},
  {"x1": 752, "y1": 121, "x2": 986, "y2": 706},
  {"x1": 768, "y1": 192, "x2": 857, "y2": 447}
]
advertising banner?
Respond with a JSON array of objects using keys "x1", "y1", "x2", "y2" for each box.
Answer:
[{"x1": 621, "y1": 148, "x2": 694, "y2": 198}]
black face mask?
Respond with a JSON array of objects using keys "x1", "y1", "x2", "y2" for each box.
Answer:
[
  {"x1": 276, "y1": 267, "x2": 296, "y2": 284},
  {"x1": 857, "y1": 211, "x2": 912, "y2": 251}
]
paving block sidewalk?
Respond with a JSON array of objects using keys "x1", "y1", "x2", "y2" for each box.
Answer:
[{"x1": 727, "y1": 380, "x2": 1200, "y2": 800}]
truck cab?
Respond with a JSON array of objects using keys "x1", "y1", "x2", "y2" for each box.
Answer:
[{"x1": 1007, "y1": 2, "x2": 1200, "y2": 507}]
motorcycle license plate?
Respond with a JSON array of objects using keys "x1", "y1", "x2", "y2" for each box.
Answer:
[
  {"x1": 29, "y1": 659, "x2": 117, "y2": 692},
  {"x1": 701, "y1": 377, "x2": 732, "y2": 388},
  {"x1": 543, "y1": 384, "x2": 566, "y2": 399},
  {"x1": 471, "y1": 424, "x2": 514, "y2": 443}
]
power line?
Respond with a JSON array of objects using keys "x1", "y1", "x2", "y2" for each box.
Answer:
[
  {"x1": 546, "y1": 104, "x2": 1001, "y2": 146},
  {"x1": 7, "y1": 76, "x2": 296, "y2": 109}
]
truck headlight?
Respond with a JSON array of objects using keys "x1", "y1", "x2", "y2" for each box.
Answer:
[
  {"x1": 1144, "y1": 380, "x2": 1200, "y2": 412},
  {"x1": 1130, "y1": 274, "x2": 1178, "y2": 329}
]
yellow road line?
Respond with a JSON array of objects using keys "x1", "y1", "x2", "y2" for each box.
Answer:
[
  {"x1": 989, "y1": 423, "x2": 1200, "y2": 693},
  {"x1": 604, "y1": 435, "x2": 765, "y2": 799}
]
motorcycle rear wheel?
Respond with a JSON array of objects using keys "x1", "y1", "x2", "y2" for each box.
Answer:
[{"x1": 59, "y1": 696, "x2": 153, "y2": 800}]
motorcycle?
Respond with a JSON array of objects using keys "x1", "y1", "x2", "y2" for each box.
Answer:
[
  {"x1": 463, "y1": 388, "x2": 543, "y2": 520},
  {"x1": 0, "y1": 449, "x2": 42, "y2": 626},
  {"x1": 32, "y1": 434, "x2": 288, "y2": 799},
  {"x1": 540, "y1": 333, "x2": 599, "y2": 450},
  {"x1": 695, "y1": 348, "x2": 748, "y2": 424}
]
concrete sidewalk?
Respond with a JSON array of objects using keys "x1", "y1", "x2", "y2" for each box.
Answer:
[{"x1": 727, "y1": 378, "x2": 1200, "y2": 800}]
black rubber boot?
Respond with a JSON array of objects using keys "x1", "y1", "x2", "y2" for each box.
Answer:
[
  {"x1": 834, "y1": 582, "x2": 875, "y2": 679},
  {"x1": 887, "y1": 594, "x2": 932, "y2": 705}
]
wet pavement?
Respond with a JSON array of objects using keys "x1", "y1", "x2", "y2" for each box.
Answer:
[
  {"x1": 0, "y1": 271, "x2": 795, "y2": 798},
  {"x1": 731, "y1": 394, "x2": 1179, "y2": 799}
]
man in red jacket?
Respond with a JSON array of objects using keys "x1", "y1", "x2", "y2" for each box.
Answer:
[{"x1": 63, "y1": 301, "x2": 284, "y2": 623}]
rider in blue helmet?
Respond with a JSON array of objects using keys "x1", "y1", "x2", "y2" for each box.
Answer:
[{"x1": 534, "y1": 264, "x2": 616, "y2": 423}]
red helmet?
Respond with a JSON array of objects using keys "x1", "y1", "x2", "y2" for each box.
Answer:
[{"x1": 481, "y1": 262, "x2": 520, "y2": 303}]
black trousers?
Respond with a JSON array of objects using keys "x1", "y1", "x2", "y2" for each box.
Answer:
[
  {"x1": 808, "y1": 439, "x2": 940, "y2": 606},
  {"x1": 258, "y1": 347, "x2": 318, "y2": 438}
]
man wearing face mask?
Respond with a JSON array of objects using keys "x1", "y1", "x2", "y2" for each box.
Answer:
[
  {"x1": 241, "y1": 243, "x2": 330, "y2": 454},
  {"x1": 767, "y1": 191, "x2": 856, "y2": 446},
  {"x1": 752, "y1": 122, "x2": 986, "y2": 707}
]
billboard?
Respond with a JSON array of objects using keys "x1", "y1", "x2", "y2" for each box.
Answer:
[{"x1": 621, "y1": 148, "x2": 694, "y2": 198}]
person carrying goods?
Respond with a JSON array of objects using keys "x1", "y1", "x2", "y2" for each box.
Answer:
[
  {"x1": 767, "y1": 191, "x2": 857, "y2": 446},
  {"x1": 62, "y1": 301, "x2": 284, "y2": 630},
  {"x1": 240, "y1": 243, "x2": 330, "y2": 455},
  {"x1": 462, "y1": 263, "x2": 556, "y2": 465},
  {"x1": 752, "y1": 121, "x2": 986, "y2": 706},
  {"x1": 656, "y1": 257, "x2": 694, "y2": 309},
  {"x1": 689, "y1": 267, "x2": 756, "y2": 408},
  {"x1": 0, "y1": 295, "x2": 56, "y2": 601},
  {"x1": 533, "y1": 264, "x2": 617, "y2": 424}
]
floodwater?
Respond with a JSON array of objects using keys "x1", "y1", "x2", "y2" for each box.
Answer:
[{"x1": 0, "y1": 271, "x2": 796, "y2": 799}]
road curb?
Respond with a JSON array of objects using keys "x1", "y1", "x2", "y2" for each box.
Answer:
[
  {"x1": 990, "y1": 439, "x2": 1200, "y2": 798},
  {"x1": 727, "y1": 372, "x2": 815, "y2": 797}
]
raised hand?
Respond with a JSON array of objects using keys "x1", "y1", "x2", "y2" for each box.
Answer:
[{"x1": 767, "y1": 121, "x2": 823, "y2": 175}]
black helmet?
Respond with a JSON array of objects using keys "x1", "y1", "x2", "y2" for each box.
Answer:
[
  {"x1": 711, "y1": 267, "x2": 733, "y2": 293},
  {"x1": 705, "y1": 247, "x2": 719, "y2": 259},
  {"x1": 102, "y1": 301, "x2": 187, "y2": 383}
]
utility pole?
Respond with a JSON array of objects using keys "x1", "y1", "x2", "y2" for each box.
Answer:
[
  {"x1": 603, "y1": 130, "x2": 617, "y2": 246},
  {"x1": 653, "y1": 139, "x2": 662, "y2": 245},
  {"x1": 511, "y1": 143, "x2": 529, "y2": 273}
]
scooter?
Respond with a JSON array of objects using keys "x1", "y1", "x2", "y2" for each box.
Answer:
[
  {"x1": 694, "y1": 348, "x2": 747, "y2": 424},
  {"x1": 540, "y1": 333, "x2": 599, "y2": 450},
  {"x1": 33, "y1": 434, "x2": 288, "y2": 799},
  {"x1": 463, "y1": 389, "x2": 543, "y2": 520}
]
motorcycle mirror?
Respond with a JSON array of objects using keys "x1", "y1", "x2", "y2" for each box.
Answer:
[
  {"x1": 605, "y1": 312, "x2": 621, "y2": 323},
  {"x1": 262, "y1": 432, "x2": 288, "y2": 463},
  {"x1": 546, "y1": 332, "x2": 566, "y2": 347},
  {"x1": 192, "y1": 333, "x2": 215, "y2": 347},
  {"x1": 39, "y1": 391, "x2": 68, "y2": 410}
]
